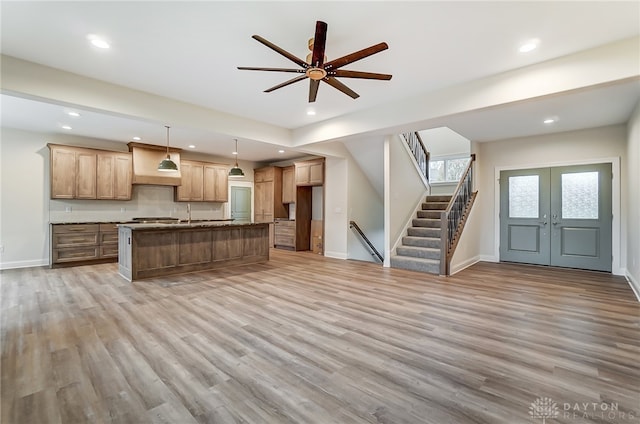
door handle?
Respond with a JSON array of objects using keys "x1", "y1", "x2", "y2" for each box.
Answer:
[
  {"x1": 538, "y1": 221, "x2": 547, "y2": 226},
  {"x1": 552, "y1": 221, "x2": 558, "y2": 225}
]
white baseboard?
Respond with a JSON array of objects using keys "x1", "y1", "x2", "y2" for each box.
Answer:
[
  {"x1": 450, "y1": 255, "x2": 481, "y2": 275},
  {"x1": 479, "y1": 254, "x2": 499, "y2": 263},
  {"x1": 625, "y1": 271, "x2": 640, "y2": 302},
  {"x1": 0, "y1": 258, "x2": 49, "y2": 270},
  {"x1": 324, "y1": 251, "x2": 347, "y2": 260}
]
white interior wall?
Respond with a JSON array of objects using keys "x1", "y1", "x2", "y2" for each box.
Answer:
[
  {"x1": 347, "y1": 149, "x2": 384, "y2": 263},
  {"x1": 323, "y1": 156, "x2": 348, "y2": 259},
  {"x1": 625, "y1": 102, "x2": 640, "y2": 295},
  {"x1": 0, "y1": 128, "x2": 50, "y2": 268},
  {"x1": 466, "y1": 125, "x2": 628, "y2": 276},
  {"x1": 385, "y1": 134, "x2": 429, "y2": 265},
  {"x1": 418, "y1": 127, "x2": 470, "y2": 158}
]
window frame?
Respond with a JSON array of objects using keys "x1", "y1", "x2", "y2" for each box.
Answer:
[{"x1": 429, "y1": 155, "x2": 470, "y2": 184}]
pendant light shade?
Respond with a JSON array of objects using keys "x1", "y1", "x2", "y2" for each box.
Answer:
[
  {"x1": 158, "y1": 125, "x2": 178, "y2": 172},
  {"x1": 229, "y1": 139, "x2": 245, "y2": 178}
]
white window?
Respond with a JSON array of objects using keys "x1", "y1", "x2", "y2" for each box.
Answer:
[{"x1": 429, "y1": 157, "x2": 470, "y2": 183}]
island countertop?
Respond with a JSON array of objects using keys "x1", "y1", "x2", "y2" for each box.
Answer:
[
  {"x1": 118, "y1": 220, "x2": 267, "y2": 231},
  {"x1": 118, "y1": 221, "x2": 270, "y2": 281}
]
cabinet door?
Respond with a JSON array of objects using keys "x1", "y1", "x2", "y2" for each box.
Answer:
[
  {"x1": 214, "y1": 167, "x2": 229, "y2": 202},
  {"x1": 114, "y1": 154, "x2": 132, "y2": 200},
  {"x1": 97, "y1": 153, "x2": 115, "y2": 199},
  {"x1": 176, "y1": 162, "x2": 193, "y2": 201},
  {"x1": 254, "y1": 181, "x2": 274, "y2": 221},
  {"x1": 203, "y1": 165, "x2": 216, "y2": 201},
  {"x1": 309, "y1": 162, "x2": 324, "y2": 185},
  {"x1": 191, "y1": 163, "x2": 204, "y2": 201},
  {"x1": 295, "y1": 163, "x2": 310, "y2": 185},
  {"x1": 50, "y1": 147, "x2": 77, "y2": 199},
  {"x1": 282, "y1": 166, "x2": 295, "y2": 203},
  {"x1": 204, "y1": 165, "x2": 229, "y2": 202},
  {"x1": 76, "y1": 152, "x2": 97, "y2": 199}
]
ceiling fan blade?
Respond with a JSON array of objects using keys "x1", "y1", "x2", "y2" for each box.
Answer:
[
  {"x1": 323, "y1": 77, "x2": 359, "y2": 99},
  {"x1": 324, "y1": 42, "x2": 389, "y2": 70},
  {"x1": 252, "y1": 35, "x2": 308, "y2": 68},
  {"x1": 309, "y1": 80, "x2": 320, "y2": 103},
  {"x1": 238, "y1": 66, "x2": 304, "y2": 73},
  {"x1": 332, "y1": 70, "x2": 392, "y2": 80},
  {"x1": 264, "y1": 75, "x2": 308, "y2": 93},
  {"x1": 311, "y1": 21, "x2": 327, "y2": 67}
]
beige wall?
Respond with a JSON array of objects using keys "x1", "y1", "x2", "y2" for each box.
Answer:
[
  {"x1": 626, "y1": 102, "x2": 640, "y2": 293},
  {"x1": 456, "y1": 125, "x2": 628, "y2": 275}
]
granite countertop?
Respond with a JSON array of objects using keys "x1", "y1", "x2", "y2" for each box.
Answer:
[
  {"x1": 118, "y1": 221, "x2": 269, "y2": 230},
  {"x1": 50, "y1": 219, "x2": 236, "y2": 225},
  {"x1": 50, "y1": 220, "x2": 138, "y2": 225}
]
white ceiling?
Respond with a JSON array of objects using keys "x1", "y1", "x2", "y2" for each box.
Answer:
[{"x1": 1, "y1": 1, "x2": 639, "y2": 162}]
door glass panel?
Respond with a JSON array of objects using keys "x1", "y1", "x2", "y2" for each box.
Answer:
[
  {"x1": 561, "y1": 172, "x2": 599, "y2": 219},
  {"x1": 509, "y1": 175, "x2": 539, "y2": 218}
]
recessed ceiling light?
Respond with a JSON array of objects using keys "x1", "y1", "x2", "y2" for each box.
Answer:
[
  {"x1": 132, "y1": 136, "x2": 141, "y2": 141},
  {"x1": 306, "y1": 109, "x2": 316, "y2": 116},
  {"x1": 278, "y1": 150, "x2": 285, "y2": 154},
  {"x1": 87, "y1": 34, "x2": 110, "y2": 49},
  {"x1": 232, "y1": 151, "x2": 238, "y2": 155},
  {"x1": 519, "y1": 39, "x2": 539, "y2": 53},
  {"x1": 67, "y1": 111, "x2": 80, "y2": 117},
  {"x1": 188, "y1": 145, "x2": 196, "y2": 149},
  {"x1": 62, "y1": 125, "x2": 72, "y2": 130},
  {"x1": 543, "y1": 118, "x2": 556, "y2": 124}
]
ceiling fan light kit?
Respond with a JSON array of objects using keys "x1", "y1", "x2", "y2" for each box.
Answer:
[{"x1": 238, "y1": 20, "x2": 392, "y2": 102}]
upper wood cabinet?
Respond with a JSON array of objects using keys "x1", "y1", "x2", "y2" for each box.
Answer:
[
  {"x1": 97, "y1": 153, "x2": 132, "y2": 200},
  {"x1": 49, "y1": 144, "x2": 131, "y2": 200},
  {"x1": 282, "y1": 166, "x2": 295, "y2": 203},
  {"x1": 176, "y1": 160, "x2": 228, "y2": 202},
  {"x1": 295, "y1": 158, "x2": 324, "y2": 186}
]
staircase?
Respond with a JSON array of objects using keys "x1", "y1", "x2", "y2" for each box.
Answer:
[{"x1": 390, "y1": 195, "x2": 451, "y2": 274}]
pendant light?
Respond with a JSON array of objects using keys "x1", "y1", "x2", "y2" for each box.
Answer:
[
  {"x1": 228, "y1": 138, "x2": 245, "y2": 178},
  {"x1": 158, "y1": 125, "x2": 178, "y2": 172}
]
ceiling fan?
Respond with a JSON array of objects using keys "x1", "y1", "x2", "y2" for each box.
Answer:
[{"x1": 238, "y1": 21, "x2": 392, "y2": 103}]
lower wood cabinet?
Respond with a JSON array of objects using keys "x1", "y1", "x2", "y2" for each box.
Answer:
[
  {"x1": 274, "y1": 220, "x2": 295, "y2": 250},
  {"x1": 51, "y1": 223, "x2": 120, "y2": 267}
]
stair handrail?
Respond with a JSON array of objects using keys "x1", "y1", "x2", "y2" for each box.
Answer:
[
  {"x1": 349, "y1": 221, "x2": 384, "y2": 263},
  {"x1": 402, "y1": 132, "x2": 430, "y2": 182},
  {"x1": 439, "y1": 154, "x2": 477, "y2": 275}
]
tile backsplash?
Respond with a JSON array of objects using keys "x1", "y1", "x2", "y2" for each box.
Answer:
[{"x1": 49, "y1": 185, "x2": 226, "y2": 223}]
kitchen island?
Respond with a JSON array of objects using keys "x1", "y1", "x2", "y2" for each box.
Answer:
[{"x1": 118, "y1": 221, "x2": 269, "y2": 281}]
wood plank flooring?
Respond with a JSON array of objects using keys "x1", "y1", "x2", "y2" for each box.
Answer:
[{"x1": 1, "y1": 250, "x2": 638, "y2": 423}]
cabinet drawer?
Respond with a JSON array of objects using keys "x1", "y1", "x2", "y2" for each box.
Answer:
[
  {"x1": 274, "y1": 235, "x2": 295, "y2": 247},
  {"x1": 100, "y1": 245, "x2": 119, "y2": 258},
  {"x1": 274, "y1": 225, "x2": 294, "y2": 237},
  {"x1": 53, "y1": 247, "x2": 100, "y2": 263},
  {"x1": 53, "y1": 232, "x2": 99, "y2": 248},
  {"x1": 52, "y1": 224, "x2": 100, "y2": 234},
  {"x1": 100, "y1": 232, "x2": 119, "y2": 244}
]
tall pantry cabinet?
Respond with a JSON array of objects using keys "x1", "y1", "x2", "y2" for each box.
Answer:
[{"x1": 254, "y1": 166, "x2": 287, "y2": 246}]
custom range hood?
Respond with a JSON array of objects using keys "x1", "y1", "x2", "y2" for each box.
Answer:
[{"x1": 128, "y1": 142, "x2": 182, "y2": 186}]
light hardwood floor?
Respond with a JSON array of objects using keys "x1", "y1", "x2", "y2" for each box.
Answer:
[{"x1": 2, "y1": 250, "x2": 638, "y2": 423}]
